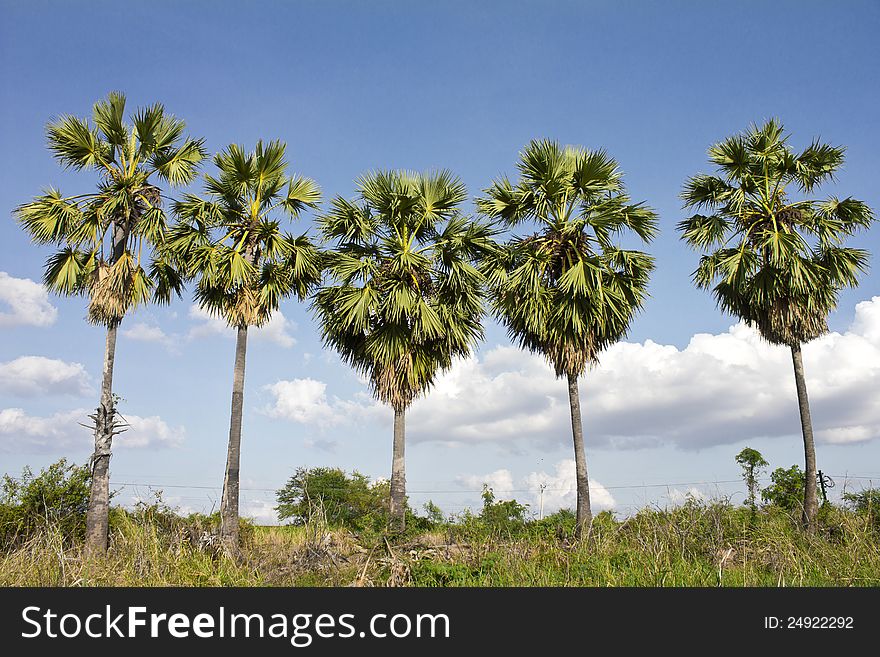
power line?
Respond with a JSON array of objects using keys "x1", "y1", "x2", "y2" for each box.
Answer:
[{"x1": 103, "y1": 474, "x2": 876, "y2": 495}]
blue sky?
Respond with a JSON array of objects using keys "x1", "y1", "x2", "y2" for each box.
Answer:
[{"x1": 1, "y1": 1, "x2": 879, "y2": 521}]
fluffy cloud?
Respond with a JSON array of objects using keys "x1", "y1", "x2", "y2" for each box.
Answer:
[
  {"x1": 407, "y1": 297, "x2": 880, "y2": 450},
  {"x1": 0, "y1": 272, "x2": 57, "y2": 327},
  {"x1": 0, "y1": 356, "x2": 91, "y2": 396},
  {"x1": 118, "y1": 414, "x2": 185, "y2": 449},
  {"x1": 282, "y1": 296, "x2": 880, "y2": 452},
  {"x1": 241, "y1": 498, "x2": 280, "y2": 525},
  {"x1": 457, "y1": 469, "x2": 516, "y2": 499},
  {"x1": 0, "y1": 407, "x2": 184, "y2": 453},
  {"x1": 666, "y1": 487, "x2": 709, "y2": 505},
  {"x1": 460, "y1": 460, "x2": 616, "y2": 513},
  {"x1": 188, "y1": 305, "x2": 297, "y2": 347},
  {"x1": 263, "y1": 378, "x2": 339, "y2": 427},
  {"x1": 122, "y1": 322, "x2": 176, "y2": 349},
  {"x1": 262, "y1": 378, "x2": 383, "y2": 428}
]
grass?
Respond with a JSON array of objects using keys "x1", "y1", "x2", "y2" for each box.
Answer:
[{"x1": 1, "y1": 499, "x2": 878, "y2": 587}]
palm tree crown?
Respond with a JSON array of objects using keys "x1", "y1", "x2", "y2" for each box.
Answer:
[
  {"x1": 168, "y1": 140, "x2": 322, "y2": 326},
  {"x1": 678, "y1": 119, "x2": 873, "y2": 346},
  {"x1": 478, "y1": 139, "x2": 657, "y2": 378},
  {"x1": 314, "y1": 169, "x2": 493, "y2": 411},
  {"x1": 15, "y1": 91, "x2": 207, "y2": 325}
]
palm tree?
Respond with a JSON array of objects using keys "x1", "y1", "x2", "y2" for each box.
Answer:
[
  {"x1": 313, "y1": 170, "x2": 493, "y2": 530},
  {"x1": 14, "y1": 92, "x2": 206, "y2": 554},
  {"x1": 477, "y1": 139, "x2": 657, "y2": 537},
  {"x1": 167, "y1": 140, "x2": 321, "y2": 549},
  {"x1": 678, "y1": 119, "x2": 875, "y2": 531}
]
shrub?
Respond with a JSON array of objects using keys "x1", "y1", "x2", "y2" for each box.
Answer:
[
  {"x1": 478, "y1": 485, "x2": 529, "y2": 535},
  {"x1": 0, "y1": 459, "x2": 91, "y2": 549},
  {"x1": 275, "y1": 467, "x2": 391, "y2": 532},
  {"x1": 761, "y1": 465, "x2": 805, "y2": 511}
]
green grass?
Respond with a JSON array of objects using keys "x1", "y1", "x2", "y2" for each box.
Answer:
[{"x1": 1, "y1": 501, "x2": 878, "y2": 586}]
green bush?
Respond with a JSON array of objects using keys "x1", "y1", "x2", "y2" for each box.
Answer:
[
  {"x1": 275, "y1": 467, "x2": 392, "y2": 532},
  {"x1": 1, "y1": 459, "x2": 91, "y2": 549},
  {"x1": 761, "y1": 465, "x2": 805, "y2": 511},
  {"x1": 843, "y1": 488, "x2": 880, "y2": 531}
]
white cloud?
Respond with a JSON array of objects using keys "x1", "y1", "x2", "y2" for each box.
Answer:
[
  {"x1": 241, "y1": 498, "x2": 279, "y2": 525},
  {"x1": 122, "y1": 322, "x2": 176, "y2": 349},
  {"x1": 0, "y1": 408, "x2": 86, "y2": 451},
  {"x1": 0, "y1": 272, "x2": 57, "y2": 327},
  {"x1": 116, "y1": 414, "x2": 185, "y2": 449},
  {"x1": 263, "y1": 378, "x2": 339, "y2": 426},
  {"x1": 666, "y1": 487, "x2": 709, "y2": 505},
  {"x1": 457, "y1": 469, "x2": 516, "y2": 499},
  {"x1": 188, "y1": 305, "x2": 297, "y2": 348},
  {"x1": 523, "y1": 460, "x2": 616, "y2": 513},
  {"x1": 281, "y1": 297, "x2": 880, "y2": 452},
  {"x1": 262, "y1": 378, "x2": 384, "y2": 429},
  {"x1": 0, "y1": 407, "x2": 184, "y2": 453},
  {"x1": 0, "y1": 356, "x2": 91, "y2": 396},
  {"x1": 460, "y1": 460, "x2": 616, "y2": 514},
  {"x1": 405, "y1": 296, "x2": 880, "y2": 450}
]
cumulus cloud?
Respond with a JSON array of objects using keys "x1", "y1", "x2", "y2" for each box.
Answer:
[
  {"x1": 0, "y1": 272, "x2": 57, "y2": 327},
  {"x1": 280, "y1": 297, "x2": 880, "y2": 452},
  {"x1": 122, "y1": 322, "x2": 177, "y2": 349},
  {"x1": 406, "y1": 296, "x2": 880, "y2": 450},
  {"x1": 262, "y1": 378, "x2": 384, "y2": 429},
  {"x1": 460, "y1": 460, "x2": 616, "y2": 514},
  {"x1": 241, "y1": 498, "x2": 279, "y2": 525},
  {"x1": 0, "y1": 407, "x2": 184, "y2": 453},
  {"x1": 457, "y1": 469, "x2": 516, "y2": 499},
  {"x1": 117, "y1": 414, "x2": 185, "y2": 449},
  {"x1": 0, "y1": 356, "x2": 91, "y2": 396},
  {"x1": 263, "y1": 378, "x2": 339, "y2": 426},
  {"x1": 666, "y1": 487, "x2": 709, "y2": 505},
  {"x1": 188, "y1": 305, "x2": 297, "y2": 347}
]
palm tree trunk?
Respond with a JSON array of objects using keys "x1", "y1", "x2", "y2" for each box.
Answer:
[
  {"x1": 389, "y1": 406, "x2": 406, "y2": 531},
  {"x1": 220, "y1": 325, "x2": 248, "y2": 549},
  {"x1": 85, "y1": 323, "x2": 119, "y2": 555},
  {"x1": 567, "y1": 372, "x2": 592, "y2": 538},
  {"x1": 85, "y1": 223, "x2": 129, "y2": 556},
  {"x1": 790, "y1": 342, "x2": 819, "y2": 532}
]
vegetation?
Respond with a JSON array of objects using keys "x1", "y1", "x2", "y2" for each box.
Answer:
[
  {"x1": 478, "y1": 139, "x2": 657, "y2": 535},
  {"x1": 8, "y1": 94, "x2": 878, "y2": 586},
  {"x1": 2, "y1": 482, "x2": 878, "y2": 587},
  {"x1": 1, "y1": 460, "x2": 91, "y2": 549},
  {"x1": 313, "y1": 170, "x2": 493, "y2": 530},
  {"x1": 166, "y1": 140, "x2": 322, "y2": 550},
  {"x1": 14, "y1": 92, "x2": 206, "y2": 554},
  {"x1": 761, "y1": 465, "x2": 807, "y2": 512},
  {"x1": 736, "y1": 447, "x2": 769, "y2": 509},
  {"x1": 275, "y1": 467, "x2": 391, "y2": 532},
  {"x1": 678, "y1": 120, "x2": 876, "y2": 531}
]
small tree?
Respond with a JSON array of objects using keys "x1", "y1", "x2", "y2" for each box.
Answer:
[
  {"x1": 761, "y1": 465, "x2": 805, "y2": 512},
  {"x1": 735, "y1": 447, "x2": 768, "y2": 509},
  {"x1": 0, "y1": 459, "x2": 91, "y2": 548},
  {"x1": 275, "y1": 467, "x2": 390, "y2": 530}
]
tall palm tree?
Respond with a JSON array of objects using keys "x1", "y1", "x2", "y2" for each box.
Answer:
[
  {"x1": 477, "y1": 139, "x2": 657, "y2": 537},
  {"x1": 678, "y1": 119, "x2": 875, "y2": 531},
  {"x1": 14, "y1": 92, "x2": 206, "y2": 554},
  {"x1": 167, "y1": 140, "x2": 321, "y2": 549},
  {"x1": 313, "y1": 170, "x2": 493, "y2": 530}
]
